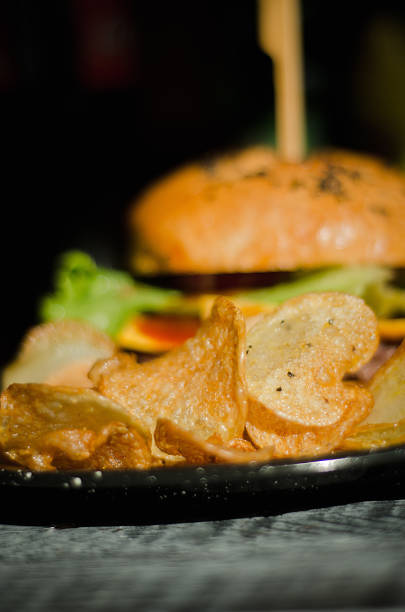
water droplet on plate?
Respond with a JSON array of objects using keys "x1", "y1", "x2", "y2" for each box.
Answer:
[{"x1": 146, "y1": 475, "x2": 158, "y2": 485}]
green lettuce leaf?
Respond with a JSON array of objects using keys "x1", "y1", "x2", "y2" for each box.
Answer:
[
  {"x1": 40, "y1": 254, "x2": 405, "y2": 341},
  {"x1": 364, "y1": 282, "x2": 405, "y2": 318},
  {"x1": 237, "y1": 266, "x2": 405, "y2": 317},
  {"x1": 39, "y1": 251, "x2": 180, "y2": 337}
]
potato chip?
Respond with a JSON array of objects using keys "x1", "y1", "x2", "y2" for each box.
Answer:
[
  {"x1": 363, "y1": 339, "x2": 405, "y2": 424},
  {"x1": 154, "y1": 418, "x2": 274, "y2": 464},
  {"x1": 245, "y1": 293, "x2": 378, "y2": 457},
  {"x1": 339, "y1": 339, "x2": 405, "y2": 451},
  {"x1": 0, "y1": 383, "x2": 151, "y2": 471},
  {"x1": 90, "y1": 297, "x2": 248, "y2": 453},
  {"x1": 2, "y1": 320, "x2": 116, "y2": 389},
  {"x1": 247, "y1": 391, "x2": 372, "y2": 458},
  {"x1": 339, "y1": 420, "x2": 405, "y2": 451}
]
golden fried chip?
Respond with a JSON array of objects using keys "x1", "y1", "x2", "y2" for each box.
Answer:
[
  {"x1": 339, "y1": 420, "x2": 405, "y2": 451},
  {"x1": 90, "y1": 297, "x2": 248, "y2": 454},
  {"x1": 154, "y1": 418, "x2": 273, "y2": 464},
  {"x1": 2, "y1": 320, "x2": 116, "y2": 389},
  {"x1": 339, "y1": 340, "x2": 405, "y2": 451},
  {"x1": 0, "y1": 383, "x2": 151, "y2": 471},
  {"x1": 245, "y1": 293, "x2": 378, "y2": 457},
  {"x1": 363, "y1": 339, "x2": 405, "y2": 424},
  {"x1": 247, "y1": 391, "x2": 372, "y2": 458}
]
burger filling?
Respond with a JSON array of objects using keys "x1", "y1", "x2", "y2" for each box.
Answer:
[{"x1": 40, "y1": 251, "x2": 405, "y2": 359}]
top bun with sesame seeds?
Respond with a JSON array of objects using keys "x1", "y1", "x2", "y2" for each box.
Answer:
[{"x1": 128, "y1": 145, "x2": 405, "y2": 275}]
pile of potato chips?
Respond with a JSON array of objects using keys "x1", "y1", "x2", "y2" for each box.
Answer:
[{"x1": 1, "y1": 292, "x2": 405, "y2": 471}]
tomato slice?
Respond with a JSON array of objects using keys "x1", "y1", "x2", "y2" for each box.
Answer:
[
  {"x1": 117, "y1": 314, "x2": 201, "y2": 352},
  {"x1": 137, "y1": 315, "x2": 200, "y2": 344}
]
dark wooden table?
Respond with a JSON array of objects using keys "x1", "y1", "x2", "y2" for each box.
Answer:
[{"x1": 2, "y1": 499, "x2": 405, "y2": 611}]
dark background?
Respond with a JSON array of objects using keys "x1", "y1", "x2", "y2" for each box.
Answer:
[{"x1": 1, "y1": 0, "x2": 405, "y2": 366}]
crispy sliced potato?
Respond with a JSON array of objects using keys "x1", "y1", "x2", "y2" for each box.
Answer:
[
  {"x1": 154, "y1": 418, "x2": 274, "y2": 464},
  {"x1": 2, "y1": 320, "x2": 116, "y2": 389},
  {"x1": 0, "y1": 383, "x2": 151, "y2": 471},
  {"x1": 363, "y1": 339, "x2": 405, "y2": 424},
  {"x1": 340, "y1": 340, "x2": 405, "y2": 451},
  {"x1": 90, "y1": 297, "x2": 248, "y2": 453},
  {"x1": 245, "y1": 293, "x2": 378, "y2": 457},
  {"x1": 247, "y1": 390, "x2": 372, "y2": 458},
  {"x1": 339, "y1": 420, "x2": 405, "y2": 451}
]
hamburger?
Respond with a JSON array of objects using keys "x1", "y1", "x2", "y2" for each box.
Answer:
[{"x1": 40, "y1": 146, "x2": 405, "y2": 359}]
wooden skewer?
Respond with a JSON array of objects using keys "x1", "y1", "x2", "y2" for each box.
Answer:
[{"x1": 258, "y1": 0, "x2": 306, "y2": 162}]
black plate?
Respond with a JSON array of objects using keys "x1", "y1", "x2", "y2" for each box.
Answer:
[{"x1": 2, "y1": 445, "x2": 405, "y2": 526}]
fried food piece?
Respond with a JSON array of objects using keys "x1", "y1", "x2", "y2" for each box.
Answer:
[
  {"x1": 2, "y1": 320, "x2": 116, "y2": 389},
  {"x1": 154, "y1": 418, "x2": 274, "y2": 465},
  {"x1": 245, "y1": 293, "x2": 378, "y2": 457},
  {"x1": 339, "y1": 420, "x2": 405, "y2": 451},
  {"x1": 340, "y1": 339, "x2": 405, "y2": 451},
  {"x1": 0, "y1": 383, "x2": 151, "y2": 471},
  {"x1": 81, "y1": 427, "x2": 153, "y2": 470},
  {"x1": 364, "y1": 339, "x2": 405, "y2": 424},
  {"x1": 90, "y1": 297, "x2": 248, "y2": 455},
  {"x1": 247, "y1": 391, "x2": 372, "y2": 458}
]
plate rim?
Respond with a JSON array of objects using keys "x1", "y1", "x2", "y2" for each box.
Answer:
[{"x1": 1, "y1": 443, "x2": 405, "y2": 491}]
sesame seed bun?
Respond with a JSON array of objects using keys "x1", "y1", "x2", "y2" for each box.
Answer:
[{"x1": 128, "y1": 146, "x2": 405, "y2": 275}]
